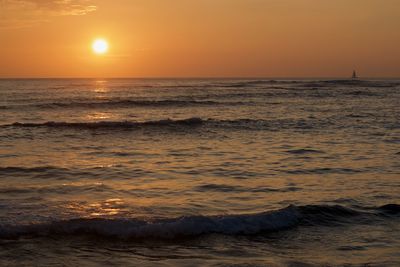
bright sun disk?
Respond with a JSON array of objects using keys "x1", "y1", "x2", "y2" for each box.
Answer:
[{"x1": 92, "y1": 39, "x2": 108, "y2": 54}]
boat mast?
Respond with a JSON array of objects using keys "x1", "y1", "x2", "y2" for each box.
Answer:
[{"x1": 352, "y1": 70, "x2": 358, "y2": 79}]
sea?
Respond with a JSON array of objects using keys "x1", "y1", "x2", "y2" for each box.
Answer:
[{"x1": 0, "y1": 78, "x2": 399, "y2": 266}]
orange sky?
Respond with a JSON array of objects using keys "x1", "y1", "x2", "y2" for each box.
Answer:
[{"x1": 1, "y1": 0, "x2": 399, "y2": 78}]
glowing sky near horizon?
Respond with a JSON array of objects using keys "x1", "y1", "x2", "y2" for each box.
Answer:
[{"x1": 0, "y1": 0, "x2": 399, "y2": 78}]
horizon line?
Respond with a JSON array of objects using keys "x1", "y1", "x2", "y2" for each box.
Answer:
[{"x1": 1, "y1": 76, "x2": 400, "y2": 80}]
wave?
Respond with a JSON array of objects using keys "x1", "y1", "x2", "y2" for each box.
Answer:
[
  {"x1": 0, "y1": 183, "x2": 112, "y2": 195},
  {"x1": 0, "y1": 166, "x2": 68, "y2": 173},
  {"x1": 285, "y1": 148, "x2": 325, "y2": 155},
  {"x1": 0, "y1": 204, "x2": 398, "y2": 240},
  {"x1": 194, "y1": 184, "x2": 300, "y2": 193},
  {"x1": 7, "y1": 118, "x2": 205, "y2": 129},
  {"x1": 33, "y1": 99, "x2": 245, "y2": 109},
  {"x1": 220, "y1": 80, "x2": 277, "y2": 88},
  {"x1": 1, "y1": 99, "x2": 250, "y2": 110},
  {"x1": 304, "y1": 80, "x2": 400, "y2": 88},
  {"x1": 3, "y1": 117, "x2": 334, "y2": 131},
  {"x1": 283, "y1": 167, "x2": 363, "y2": 175}
]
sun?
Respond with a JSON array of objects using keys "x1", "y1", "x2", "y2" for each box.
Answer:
[{"x1": 92, "y1": 39, "x2": 108, "y2": 54}]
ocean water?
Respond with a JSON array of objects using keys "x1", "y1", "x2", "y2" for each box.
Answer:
[{"x1": 0, "y1": 78, "x2": 399, "y2": 266}]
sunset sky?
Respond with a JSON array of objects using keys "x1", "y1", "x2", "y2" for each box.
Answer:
[{"x1": 1, "y1": 0, "x2": 399, "y2": 78}]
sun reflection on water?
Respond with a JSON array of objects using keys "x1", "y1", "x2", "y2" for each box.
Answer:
[
  {"x1": 65, "y1": 198, "x2": 128, "y2": 217},
  {"x1": 93, "y1": 80, "x2": 109, "y2": 94},
  {"x1": 85, "y1": 112, "x2": 111, "y2": 120}
]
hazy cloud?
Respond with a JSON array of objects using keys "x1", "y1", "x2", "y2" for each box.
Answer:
[{"x1": 0, "y1": 0, "x2": 97, "y2": 28}]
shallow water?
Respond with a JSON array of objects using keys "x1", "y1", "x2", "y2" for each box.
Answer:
[{"x1": 0, "y1": 78, "x2": 399, "y2": 266}]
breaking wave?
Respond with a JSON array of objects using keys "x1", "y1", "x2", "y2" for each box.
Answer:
[{"x1": 0, "y1": 204, "x2": 398, "y2": 240}]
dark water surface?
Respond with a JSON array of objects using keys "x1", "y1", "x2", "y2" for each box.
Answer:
[{"x1": 0, "y1": 79, "x2": 399, "y2": 266}]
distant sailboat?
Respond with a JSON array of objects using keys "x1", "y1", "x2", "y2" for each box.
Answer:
[{"x1": 352, "y1": 70, "x2": 358, "y2": 79}]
